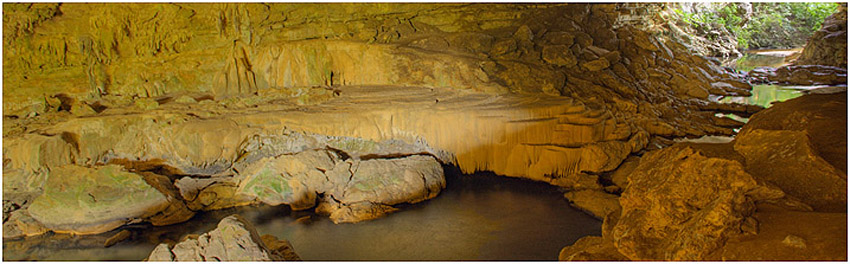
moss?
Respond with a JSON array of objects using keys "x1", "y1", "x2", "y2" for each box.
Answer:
[
  {"x1": 27, "y1": 164, "x2": 167, "y2": 233},
  {"x1": 240, "y1": 166, "x2": 293, "y2": 201}
]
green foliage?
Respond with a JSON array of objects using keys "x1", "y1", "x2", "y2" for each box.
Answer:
[{"x1": 672, "y1": 2, "x2": 839, "y2": 50}]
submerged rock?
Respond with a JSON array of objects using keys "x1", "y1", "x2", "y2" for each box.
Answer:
[
  {"x1": 103, "y1": 230, "x2": 132, "y2": 248},
  {"x1": 146, "y1": 214, "x2": 300, "y2": 261}
]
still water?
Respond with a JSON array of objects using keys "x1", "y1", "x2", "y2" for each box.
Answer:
[
  {"x1": 713, "y1": 48, "x2": 831, "y2": 123},
  {"x1": 721, "y1": 84, "x2": 805, "y2": 108},
  {"x1": 3, "y1": 167, "x2": 601, "y2": 261},
  {"x1": 726, "y1": 48, "x2": 802, "y2": 72}
]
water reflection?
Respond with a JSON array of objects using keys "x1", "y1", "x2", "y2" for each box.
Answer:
[
  {"x1": 716, "y1": 84, "x2": 805, "y2": 123},
  {"x1": 733, "y1": 53, "x2": 789, "y2": 72},
  {"x1": 721, "y1": 85, "x2": 804, "y2": 108},
  {"x1": 3, "y1": 167, "x2": 601, "y2": 261},
  {"x1": 254, "y1": 167, "x2": 602, "y2": 261}
]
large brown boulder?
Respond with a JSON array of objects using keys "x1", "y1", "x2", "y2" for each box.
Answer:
[
  {"x1": 611, "y1": 143, "x2": 784, "y2": 260},
  {"x1": 215, "y1": 149, "x2": 446, "y2": 224},
  {"x1": 738, "y1": 92, "x2": 847, "y2": 173},
  {"x1": 734, "y1": 92, "x2": 848, "y2": 212},
  {"x1": 734, "y1": 129, "x2": 846, "y2": 212}
]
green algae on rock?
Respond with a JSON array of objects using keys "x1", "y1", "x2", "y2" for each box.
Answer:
[{"x1": 27, "y1": 164, "x2": 170, "y2": 234}]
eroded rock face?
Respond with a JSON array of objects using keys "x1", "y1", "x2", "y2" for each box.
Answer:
[
  {"x1": 4, "y1": 3, "x2": 748, "y2": 141},
  {"x1": 146, "y1": 215, "x2": 300, "y2": 261},
  {"x1": 794, "y1": 4, "x2": 848, "y2": 68},
  {"x1": 611, "y1": 143, "x2": 784, "y2": 260}
]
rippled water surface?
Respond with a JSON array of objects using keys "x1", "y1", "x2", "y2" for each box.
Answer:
[{"x1": 3, "y1": 167, "x2": 601, "y2": 261}]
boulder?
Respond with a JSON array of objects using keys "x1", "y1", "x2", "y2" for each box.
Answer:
[
  {"x1": 739, "y1": 92, "x2": 847, "y2": 174},
  {"x1": 734, "y1": 129, "x2": 847, "y2": 212},
  {"x1": 320, "y1": 155, "x2": 445, "y2": 223},
  {"x1": 197, "y1": 150, "x2": 445, "y2": 224},
  {"x1": 177, "y1": 178, "x2": 254, "y2": 211},
  {"x1": 146, "y1": 214, "x2": 299, "y2": 261},
  {"x1": 612, "y1": 143, "x2": 785, "y2": 260},
  {"x1": 236, "y1": 150, "x2": 338, "y2": 210},
  {"x1": 543, "y1": 31, "x2": 575, "y2": 46},
  {"x1": 27, "y1": 165, "x2": 173, "y2": 234}
]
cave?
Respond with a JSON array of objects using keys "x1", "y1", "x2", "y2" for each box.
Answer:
[{"x1": 2, "y1": 2, "x2": 847, "y2": 261}]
